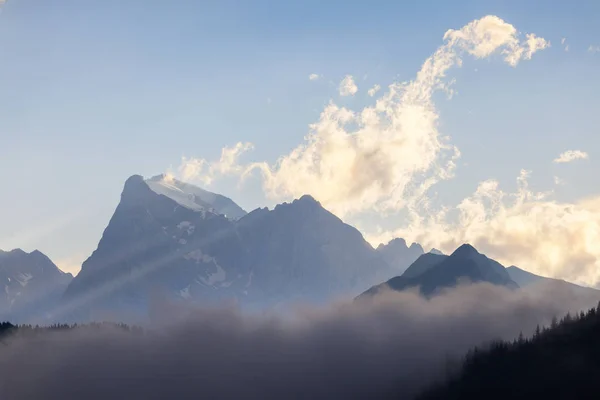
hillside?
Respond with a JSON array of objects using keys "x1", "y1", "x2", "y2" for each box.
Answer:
[{"x1": 418, "y1": 302, "x2": 600, "y2": 400}]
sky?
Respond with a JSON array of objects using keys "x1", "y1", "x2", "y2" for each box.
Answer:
[{"x1": 1, "y1": 0, "x2": 600, "y2": 286}]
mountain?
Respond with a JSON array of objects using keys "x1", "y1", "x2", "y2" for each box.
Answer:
[
  {"x1": 376, "y1": 238, "x2": 424, "y2": 275},
  {"x1": 359, "y1": 244, "x2": 518, "y2": 298},
  {"x1": 401, "y1": 252, "x2": 447, "y2": 278},
  {"x1": 507, "y1": 265, "x2": 600, "y2": 296},
  {"x1": 0, "y1": 249, "x2": 73, "y2": 323},
  {"x1": 61, "y1": 175, "x2": 391, "y2": 321}
]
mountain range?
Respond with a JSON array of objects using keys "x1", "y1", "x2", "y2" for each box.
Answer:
[
  {"x1": 58, "y1": 174, "x2": 419, "y2": 321},
  {"x1": 358, "y1": 244, "x2": 598, "y2": 300},
  {"x1": 2, "y1": 174, "x2": 598, "y2": 323}
]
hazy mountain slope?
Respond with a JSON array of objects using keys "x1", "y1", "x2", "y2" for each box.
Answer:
[
  {"x1": 507, "y1": 265, "x2": 600, "y2": 296},
  {"x1": 61, "y1": 175, "x2": 237, "y2": 321},
  {"x1": 0, "y1": 249, "x2": 73, "y2": 323},
  {"x1": 376, "y1": 238, "x2": 424, "y2": 275},
  {"x1": 402, "y1": 253, "x2": 447, "y2": 278}
]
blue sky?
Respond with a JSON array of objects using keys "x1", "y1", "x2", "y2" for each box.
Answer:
[{"x1": 1, "y1": 0, "x2": 600, "y2": 285}]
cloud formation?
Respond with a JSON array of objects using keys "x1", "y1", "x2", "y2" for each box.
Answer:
[
  {"x1": 338, "y1": 75, "x2": 358, "y2": 96},
  {"x1": 367, "y1": 84, "x2": 381, "y2": 97},
  {"x1": 554, "y1": 150, "x2": 589, "y2": 163},
  {"x1": 0, "y1": 283, "x2": 596, "y2": 400},
  {"x1": 309, "y1": 73, "x2": 321, "y2": 81},
  {"x1": 589, "y1": 45, "x2": 600, "y2": 54},
  {"x1": 175, "y1": 15, "x2": 548, "y2": 218},
  {"x1": 177, "y1": 142, "x2": 254, "y2": 186}
]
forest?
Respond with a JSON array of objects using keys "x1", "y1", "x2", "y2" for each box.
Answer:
[{"x1": 418, "y1": 302, "x2": 600, "y2": 399}]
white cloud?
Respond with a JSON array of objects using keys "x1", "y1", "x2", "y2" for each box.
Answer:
[
  {"x1": 177, "y1": 142, "x2": 254, "y2": 186},
  {"x1": 338, "y1": 75, "x2": 358, "y2": 96},
  {"x1": 367, "y1": 84, "x2": 381, "y2": 97},
  {"x1": 166, "y1": 15, "x2": 600, "y2": 288},
  {"x1": 554, "y1": 150, "x2": 589, "y2": 163},
  {"x1": 561, "y1": 38, "x2": 566, "y2": 45},
  {"x1": 175, "y1": 15, "x2": 548, "y2": 218},
  {"x1": 589, "y1": 45, "x2": 600, "y2": 54},
  {"x1": 309, "y1": 73, "x2": 321, "y2": 81},
  {"x1": 367, "y1": 170, "x2": 600, "y2": 288},
  {"x1": 553, "y1": 176, "x2": 565, "y2": 186},
  {"x1": 443, "y1": 17, "x2": 549, "y2": 66}
]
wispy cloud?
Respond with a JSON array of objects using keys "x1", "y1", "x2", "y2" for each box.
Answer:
[
  {"x1": 176, "y1": 142, "x2": 254, "y2": 186},
  {"x1": 338, "y1": 75, "x2": 358, "y2": 96},
  {"x1": 308, "y1": 73, "x2": 321, "y2": 81},
  {"x1": 589, "y1": 45, "x2": 600, "y2": 54},
  {"x1": 367, "y1": 84, "x2": 381, "y2": 97},
  {"x1": 554, "y1": 150, "x2": 589, "y2": 163},
  {"x1": 554, "y1": 176, "x2": 565, "y2": 186}
]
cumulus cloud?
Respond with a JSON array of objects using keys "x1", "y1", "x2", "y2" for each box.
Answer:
[
  {"x1": 367, "y1": 84, "x2": 381, "y2": 97},
  {"x1": 442, "y1": 17, "x2": 549, "y2": 66},
  {"x1": 589, "y1": 45, "x2": 600, "y2": 54},
  {"x1": 175, "y1": 15, "x2": 548, "y2": 217},
  {"x1": 554, "y1": 150, "x2": 589, "y2": 163},
  {"x1": 309, "y1": 73, "x2": 321, "y2": 81},
  {"x1": 368, "y1": 170, "x2": 600, "y2": 287},
  {"x1": 177, "y1": 142, "x2": 254, "y2": 185},
  {"x1": 338, "y1": 75, "x2": 358, "y2": 96},
  {"x1": 0, "y1": 283, "x2": 596, "y2": 400}
]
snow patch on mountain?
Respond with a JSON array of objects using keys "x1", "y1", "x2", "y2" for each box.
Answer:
[
  {"x1": 145, "y1": 174, "x2": 246, "y2": 219},
  {"x1": 146, "y1": 177, "x2": 207, "y2": 212},
  {"x1": 177, "y1": 221, "x2": 195, "y2": 235}
]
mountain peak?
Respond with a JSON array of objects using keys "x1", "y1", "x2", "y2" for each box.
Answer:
[
  {"x1": 409, "y1": 242, "x2": 424, "y2": 252},
  {"x1": 287, "y1": 195, "x2": 323, "y2": 212},
  {"x1": 297, "y1": 194, "x2": 320, "y2": 204},
  {"x1": 389, "y1": 238, "x2": 408, "y2": 248},
  {"x1": 124, "y1": 174, "x2": 145, "y2": 187},
  {"x1": 451, "y1": 243, "x2": 480, "y2": 258}
]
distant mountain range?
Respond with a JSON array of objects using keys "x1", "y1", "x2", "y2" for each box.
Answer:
[
  {"x1": 0, "y1": 248, "x2": 72, "y2": 323},
  {"x1": 2, "y1": 173, "x2": 597, "y2": 323},
  {"x1": 358, "y1": 244, "x2": 519, "y2": 299},
  {"x1": 376, "y1": 238, "x2": 424, "y2": 275},
  {"x1": 358, "y1": 244, "x2": 600, "y2": 300}
]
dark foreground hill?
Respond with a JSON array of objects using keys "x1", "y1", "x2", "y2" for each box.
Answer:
[{"x1": 417, "y1": 302, "x2": 600, "y2": 400}]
